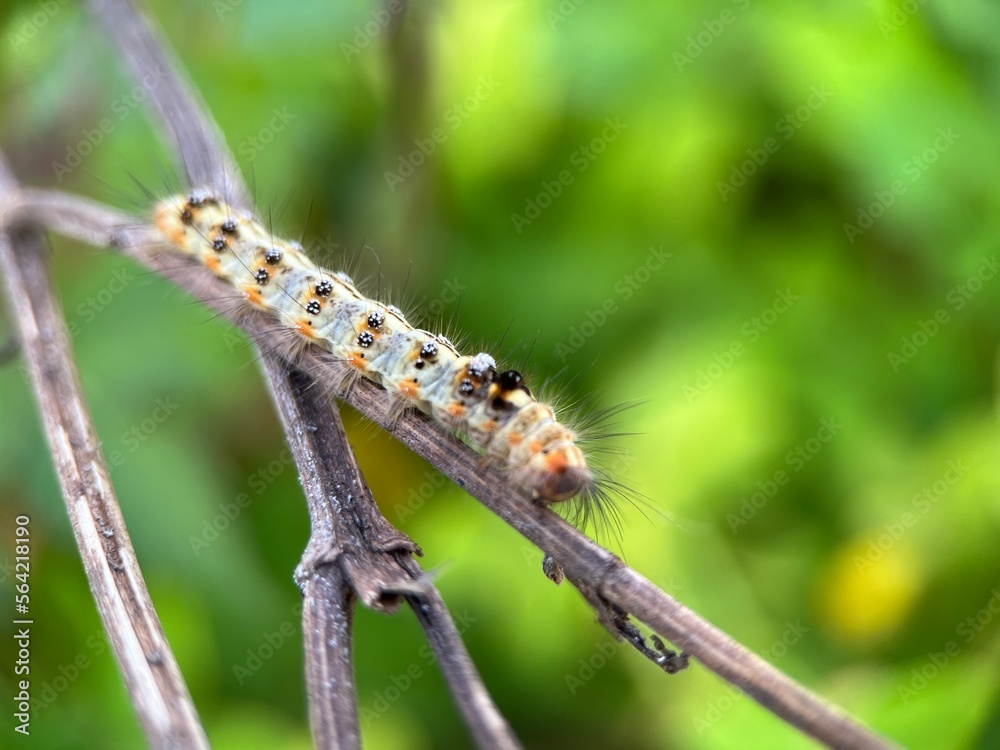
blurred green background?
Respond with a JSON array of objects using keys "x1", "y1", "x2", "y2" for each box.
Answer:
[{"x1": 2, "y1": 0, "x2": 1000, "y2": 747}]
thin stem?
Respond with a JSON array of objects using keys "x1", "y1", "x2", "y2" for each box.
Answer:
[{"x1": 0, "y1": 156, "x2": 209, "y2": 750}]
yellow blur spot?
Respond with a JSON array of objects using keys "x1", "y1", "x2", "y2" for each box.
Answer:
[{"x1": 816, "y1": 533, "x2": 923, "y2": 646}]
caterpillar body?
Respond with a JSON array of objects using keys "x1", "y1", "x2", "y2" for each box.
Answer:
[{"x1": 154, "y1": 191, "x2": 593, "y2": 503}]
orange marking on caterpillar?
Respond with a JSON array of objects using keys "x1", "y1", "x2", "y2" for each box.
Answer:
[
  {"x1": 398, "y1": 380, "x2": 420, "y2": 399},
  {"x1": 545, "y1": 450, "x2": 569, "y2": 474},
  {"x1": 154, "y1": 209, "x2": 186, "y2": 246},
  {"x1": 243, "y1": 287, "x2": 265, "y2": 307},
  {"x1": 294, "y1": 320, "x2": 317, "y2": 339}
]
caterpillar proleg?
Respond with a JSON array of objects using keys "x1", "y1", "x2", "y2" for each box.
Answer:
[{"x1": 154, "y1": 190, "x2": 595, "y2": 503}]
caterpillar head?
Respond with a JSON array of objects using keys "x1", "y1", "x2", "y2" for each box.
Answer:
[
  {"x1": 529, "y1": 440, "x2": 593, "y2": 502},
  {"x1": 510, "y1": 419, "x2": 592, "y2": 502}
]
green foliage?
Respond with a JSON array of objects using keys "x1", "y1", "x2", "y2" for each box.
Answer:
[{"x1": 2, "y1": 0, "x2": 1000, "y2": 747}]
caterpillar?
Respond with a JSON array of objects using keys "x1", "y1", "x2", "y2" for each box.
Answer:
[{"x1": 154, "y1": 190, "x2": 594, "y2": 504}]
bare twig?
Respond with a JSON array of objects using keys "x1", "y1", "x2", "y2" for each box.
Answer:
[
  {"x1": 86, "y1": 0, "x2": 249, "y2": 209},
  {"x1": 4, "y1": 189, "x2": 898, "y2": 750},
  {"x1": 397, "y1": 567, "x2": 516, "y2": 742},
  {"x1": 0, "y1": 157, "x2": 209, "y2": 749},
  {"x1": 300, "y1": 564, "x2": 359, "y2": 750},
  {"x1": 280, "y1": 362, "x2": 519, "y2": 750}
]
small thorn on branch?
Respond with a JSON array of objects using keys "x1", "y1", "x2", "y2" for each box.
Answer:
[
  {"x1": 618, "y1": 620, "x2": 689, "y2": 676},
  {"x1": 569, "y1": 574, "x2": 689, "y2": 675},
  {"x1": 542, "y1": 554, "x2": 564, "y2": 584}
]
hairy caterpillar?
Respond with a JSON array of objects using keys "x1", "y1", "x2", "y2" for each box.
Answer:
[{"x1": 154, "y1": 190, "x2": 594, "y2": 503}]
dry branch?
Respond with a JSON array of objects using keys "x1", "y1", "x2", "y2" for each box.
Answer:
[
  {"x1": 0, "y1": 156, "x2": 208, "y2": 750},
  {"x1": 280, "y1": 362, "x2": 518, "y2": 750}
]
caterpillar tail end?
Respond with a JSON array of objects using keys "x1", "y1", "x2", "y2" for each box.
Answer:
[{"x1": 153, "y1": 198, "x2": 191, "y2": 248}]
